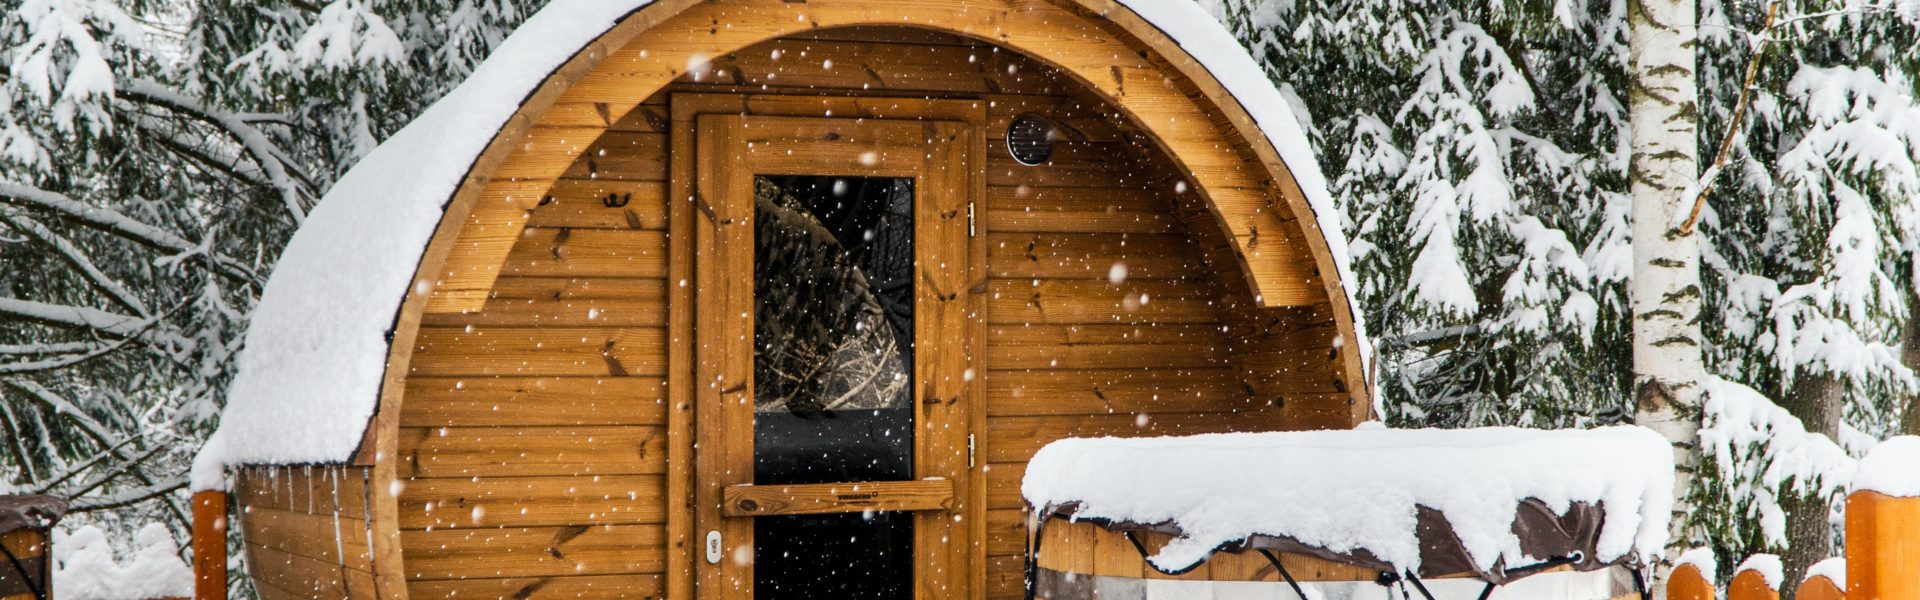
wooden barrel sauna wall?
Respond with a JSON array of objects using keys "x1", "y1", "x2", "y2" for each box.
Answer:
[
  {"x1": 224, "y1": 2, "x2": 1371, "y2": 599},
  {"x1": 391, "y1": 28, "x2": 1349, "y2": 599}
]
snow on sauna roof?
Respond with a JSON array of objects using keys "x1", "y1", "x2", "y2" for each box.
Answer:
[
  {"x1": 1022, "y1": 426, "x2": 1675, "y2": 577},
  {"x1": 200, "y1": 0, "x2": 1364, "y2": 473}
]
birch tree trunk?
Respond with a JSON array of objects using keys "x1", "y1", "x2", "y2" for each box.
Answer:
[{"x1": 1629, "y1": 0, "x2": 1704, "y2": 568}]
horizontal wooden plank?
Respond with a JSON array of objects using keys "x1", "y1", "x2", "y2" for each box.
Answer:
[
  {"x1": 239, "y1": 507, "x2": 373, "y2": 572},
  {"x1": 501, "y1": 229, "x2": 668, "y2": 278},
  {"x1": 986, "y1": 279, "x2": 1223, "y2": 325},
  {"x1": 983, "y1": 368, "x2": 1260, "y2": 417},
  {"x1": 986, "y1": 413, "x2": 1277, "y2": 464},
  {"x1": 986, "y1": 96, "x2": 1128, "y2": 143},
  {"x1": 984, "y1": 186, "x2": 1177, "y2": 234},
  {"x1": 410, "y1": 327, "x2": 666, "y2": 377},
  {"x1": 487, "y1": 276, "x2": 662, "y2": 301},
  {"x1": 526, "y1": 180, "x2": 667, "y2": 230},
  {"x1": 235, "y1": 466, "x2": 369, "y2": 517},
  {"x1": 686, "y1": 39, "x2": 1072, "y2": 96},
  {"x1": 987, "y1": 323, "x2": 1229, "y2": 346},
  {"x1": 401, "y1": 524, "x2": 665, "y2": 580},
  {"x1": 984, "y1": 341, "x2": 1230, "y2": 371},
  {"x1": 401, "y1": 377, "x2": 667, "y2": 428},
  {"x1": 986, "y1": 233, "x2": 1211, "y2": 280},
  {"x1": 985, "y1": 462, "x2": 1027, "y2": 511},
  {"x1": 405, "y1": 574, "x2": 664, "y2": 599},
  {"x1": 555, "y1": 132, "x2": 668, "y2": 181},
  {"x1": 399, "y1": 475, "x2": 666, "y2": 530},
  {"x1": 986, "y1": 508, "x2": 1027, "y2": 557},
  {"x1": 985, "y1": 554, "x2": 1027, "y2": 600},
  {"x1": 244, "y1": 543, "x2": 368, "y2": 600},
  {"x1": 722, "y1": 479, "x2": 954, "y2": 517},
  {"x1": 399, "y1": 425, "x2": 667, "y2": 478},
  {"x1": 425, "y1": 297, "x2": 666, "y2": 328}
]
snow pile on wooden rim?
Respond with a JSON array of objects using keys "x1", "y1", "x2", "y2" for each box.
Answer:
[
  {"x1": 1021, "y1": 425, "x2": 1674, "y2": 575},
  {"x1": 201, "y1": 0, "x2": 1361, "y2": 477}
]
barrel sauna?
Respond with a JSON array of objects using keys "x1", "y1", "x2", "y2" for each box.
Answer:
[{"x1": 197, "y1": 1, "x2": 1372, "y2": 598}]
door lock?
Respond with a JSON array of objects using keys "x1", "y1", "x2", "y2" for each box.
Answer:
[{"x1": 706, "y1": 530, "x2": 723, "y2": 564}]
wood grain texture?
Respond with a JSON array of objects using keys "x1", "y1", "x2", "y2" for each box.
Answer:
[
  {"x1": 1795, "y1": 573, "x2": 1844, "y2": 600},
  {"x1": 721, "y1": 480, "x2": 955, "y2": 517},
  {"x1": 1846, "y1": 490, "x2": 1920, "y2": 600},
  {"x1": 1729, "y1": 567, "x2": 1780, "y2": 600},
  {"x1": 372, "y1": 4, "x2": 1374, "y2": 597},
  {"x1": 1666, "y1": 563, "x2": 1715, "y2": 600}
]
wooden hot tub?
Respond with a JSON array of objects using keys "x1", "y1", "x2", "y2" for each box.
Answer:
[{"x1": 1030, "y1": 518, "x2": 1643, "y2": 600}]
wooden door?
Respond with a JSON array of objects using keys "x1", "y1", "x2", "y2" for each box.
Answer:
[{"x1": 691, "y1": 114, "x2": 973, "y2": 600}]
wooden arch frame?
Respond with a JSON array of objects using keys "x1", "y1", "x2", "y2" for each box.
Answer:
[{"x1": 361, "y1": 1, "x2": 1372, "y2": 596}]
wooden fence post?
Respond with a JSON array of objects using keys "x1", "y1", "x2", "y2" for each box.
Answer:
[
  {"x1": 1728, "y1": 554, "x2": 1779, "y2": 600},
  {"x1": 1669, "y1": 561, "x2": 1716, "y2": 600},
  {"x1": 1846, "y1": 490, "x2": 1920, "y2": 599},
  {"x1": 1794, "y1": 572, "x2": 1843, "y2": 600},
  {"x1": 191, "y1": 489, "x2": 227, "y2": 600}
]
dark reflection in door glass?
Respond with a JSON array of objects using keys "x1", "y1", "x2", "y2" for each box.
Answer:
[{"x1": 752, "y1": 175, "x2": 914, "y2": 599}]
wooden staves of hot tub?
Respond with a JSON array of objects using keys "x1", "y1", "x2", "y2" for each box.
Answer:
[{"x1": 1030, "y1": 519, "x2": 1646, "y2": 600}]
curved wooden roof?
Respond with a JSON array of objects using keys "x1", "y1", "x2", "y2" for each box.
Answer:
[{"x1": 208, "y1": 0, "x2": 1370, "y2": 470}]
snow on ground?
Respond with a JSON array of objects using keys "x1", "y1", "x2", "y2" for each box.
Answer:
[
  {"x1": 1022, "y1": 426, "x2": 1673, "y2": 575},
  {"x1": 203, "y1": 0, "x2": 1363, "y2": 476},
  {"x1": 1853, "y1": 436, "x2": 1920, "y2": 497},
  {"x1": 51, "y1": 523, "x2": 193, "y2": 600}
]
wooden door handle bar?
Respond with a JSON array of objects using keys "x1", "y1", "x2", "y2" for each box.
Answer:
[{"x1": 721, "y1": 479, "x2": 954, "y2": 517}]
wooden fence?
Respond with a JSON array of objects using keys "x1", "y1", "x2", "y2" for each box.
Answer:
[{"x1": 1667, "y1": 489, "x2": 1916, "y2": 599}]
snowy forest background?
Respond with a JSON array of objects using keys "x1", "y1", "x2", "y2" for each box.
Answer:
[{"x1": 2, "y1": 0, "x2": 1919, "y2": 593}]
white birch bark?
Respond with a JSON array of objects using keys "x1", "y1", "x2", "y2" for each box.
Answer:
[{"x1": 1629, "y1": 0, "x2": 1703, "y2": 571}]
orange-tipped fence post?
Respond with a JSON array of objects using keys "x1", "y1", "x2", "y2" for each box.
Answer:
[
  {"x1": 1846, "y1": 489, "x2": 1920, "y2": 600},
  {"x1": 1848, "y1": 436, "x2": 1920, "y2": 600},
  {"x1": 1794, "y1": 565, "x2": 1844, "y2": 600},
  {"x1": 1728, "y1": 554, "x2": 1780, "y2": 600},
  {"x1": 1669, "y1": 560, "x2": 1716, "y2": 600},
  {"x1": 191, "y1": 489, "x2": 227, "y2": 600}
]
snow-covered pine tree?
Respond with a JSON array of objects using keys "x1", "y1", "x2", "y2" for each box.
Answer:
[
  {"x1": 1214, "y1": 0, "x2": 1920, "y2": 584},
  {"x1": 1692, "y1": 0, "x2": 1920, "y2": 584},
  {"x1": 0, "y1": 0, "x2": 547, "y2": 578},
  {"x1": 1211, "y1": 0, "x2": 1634, "y2": 428}
]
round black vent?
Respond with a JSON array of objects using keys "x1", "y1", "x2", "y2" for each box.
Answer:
[{"x1": 1006, "y1": 113, "x2": 1055, "y2": 166}]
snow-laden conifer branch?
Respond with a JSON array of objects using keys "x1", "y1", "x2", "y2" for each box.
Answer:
[
  {"x1": 0, "y1": 297, "x2": 146, "y2": 337},
  {"x1": 67, "y1": 477, "x2": 187, "y2": 512},
  {"x1": 0, "y1": 181, "x2": 255, "y2": 281},
  {"x1": 0, "y1": 341, "x2": 100, "y2": 356},
  {"x1": 0, "y1": 212, "x2": 151, "y2": 317},
  {"x1": 119, "y1": 78, "x2": 311, "y2": 222},
  {"x1": 4, "y1": 378, "x2": 127, "y2": 449},
  {"x1": 0, "y1": 181, "x2": 194, "y2": 250},
  {"x1": 0, "y1": 337, "x2": 137, "y2": 374}
]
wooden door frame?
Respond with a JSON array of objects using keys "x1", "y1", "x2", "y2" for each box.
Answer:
[{"x1": 668, "y1": 93, "x2": 987, "y2": 600}]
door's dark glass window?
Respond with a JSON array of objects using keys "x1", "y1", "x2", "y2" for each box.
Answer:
[{"x1": 752, "y1": 175, "x2": 914, "y2": 599}]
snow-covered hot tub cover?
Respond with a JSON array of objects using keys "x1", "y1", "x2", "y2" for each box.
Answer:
[
  {"x1": 197, "y1": 0, "x2": 1367, "y2": 481},
  {"x1": 1022, "y1": 425, "x2": 1674, "y2": 584}
]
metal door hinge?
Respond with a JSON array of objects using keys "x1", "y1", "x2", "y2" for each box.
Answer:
[
  {"x1": 967, "y1": 201, "x2": 977, "y2": 237},
  {"x1": 968, "y1": 434, "x2": 977, "y2": 468}
]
